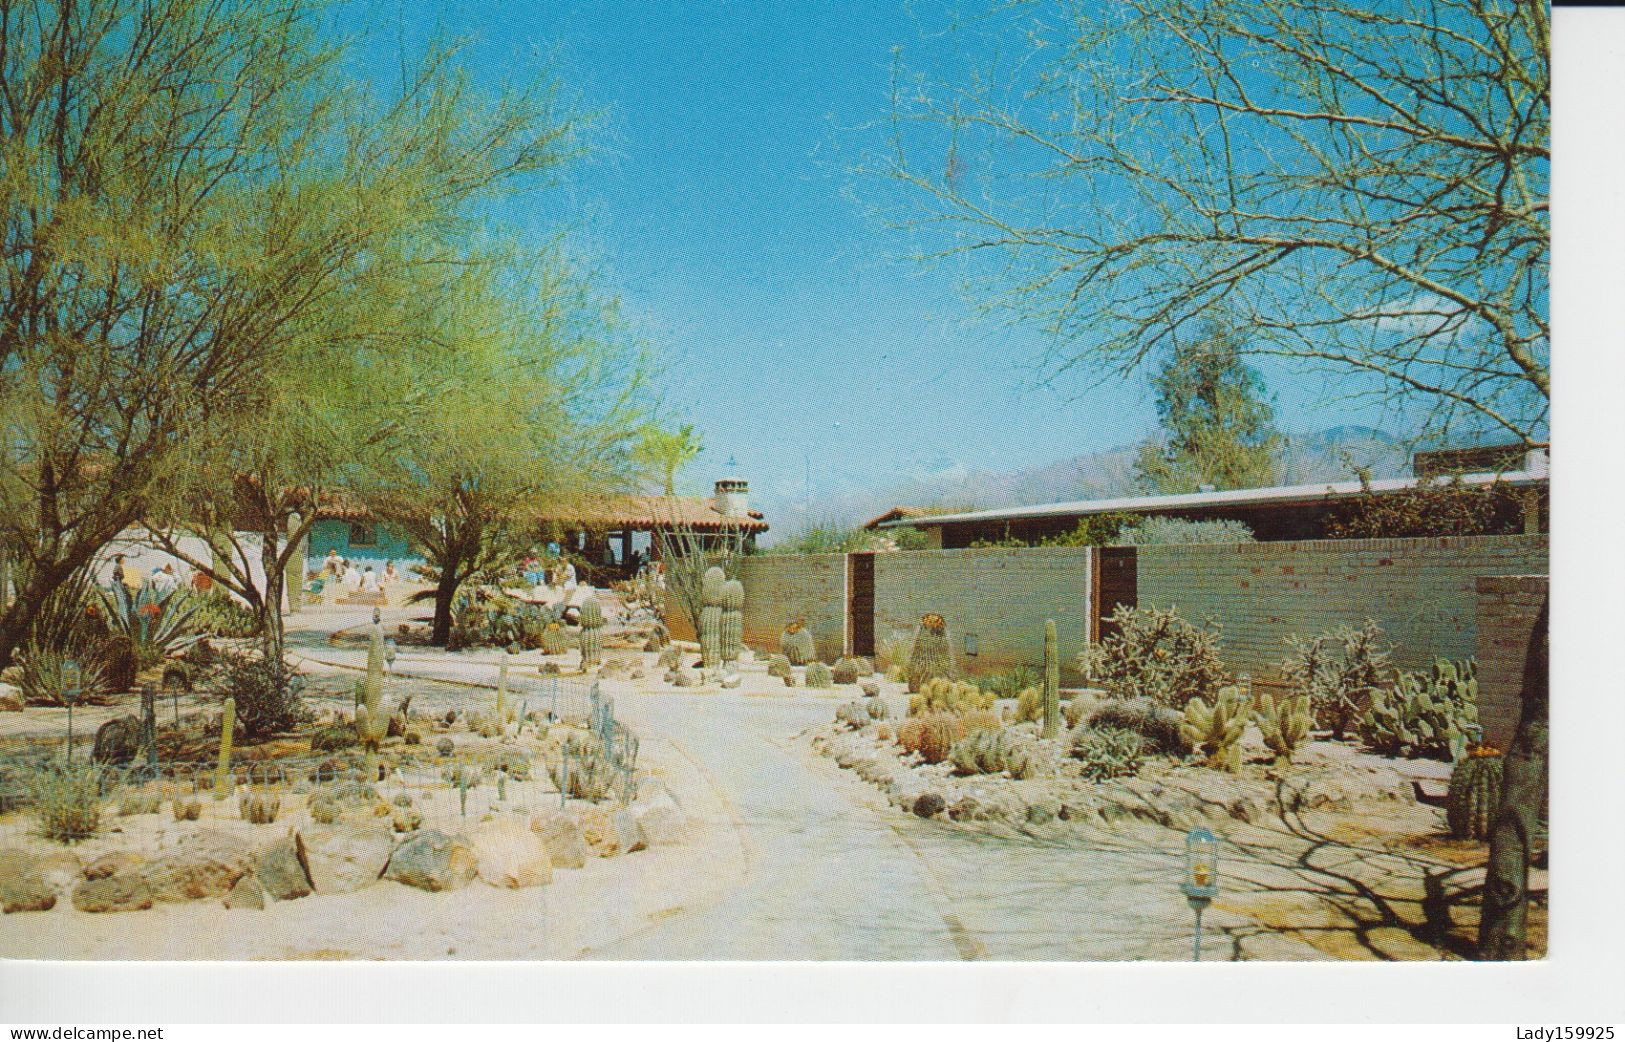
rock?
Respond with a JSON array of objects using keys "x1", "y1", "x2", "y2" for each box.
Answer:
[
  {"x1": 530, "y1": 813, "x2": 589, "y2": 869},
  {"x1": 436, "y1": 737, "x2": 455, "y2": 757},
  {"x1": 84, "y1": 850, "x2": 144, "y2": 881},
  {"x1": 720, "y1": 673, "x2": 742, "y2": 689},
  {"x1": 607, "y1": 810, "x2": 646, "y2": 855},
  {"x1": 470, "y1": 819, "x2": 553, "y2": 888},
  {"x1": 301, "y1": 823, "x2": 394, "y2": 894},
  {"x1": 0, "y1": 682, "x2": 23, "y2": 712},
  {"x1": 73, "y1": 874, "x2": 154, "y2": 913},
  {"x1": 671, "y1": 670, "x2": 696, "y2": 688},
  {"x1": 860, "y1": 680, "x2": 880, "y2": 698},
  {"x1": 255, "y1": 834, "x2": 313, "y2": 901},
  {"x1": 1025, "y1": 799, "x2": 1059, "y2": 825},
  {"x1": 912, "y1": 792, "x2": 946, "y2": 818},
  {"x1": 391, "y1": 805, "x2": 422, "y2": 833},
  {"x1": 223, "y1": 874, "x2": 266, "y2": 909},
  {"x1": 92, "y1": 714, "x2": 142, "y2": 764},
  {"x1": 384, "y1": 830, "x2": 478, "y2": 892},
  {"x1": 137, "y1": 830, "x2": 254, "y2": 903},
  {"x1": 631, "y1": 793, "x2": 687, "y2": 846},
  {"x1": 0, "y1": 849, "x2": 76, "y2": 913}
]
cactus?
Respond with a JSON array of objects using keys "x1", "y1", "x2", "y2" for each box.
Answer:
[
  {"x1": 832, "y1": 657, "x2": 871, "y2": 684},
  {"x1": 1446, "y1": 748, "x2": 1505, "y2": 840},
  {"x1": 1357, "y1": 658, "x2": 1478, "y2": 760},
  {"x1": 1255, "y1": 691, "x2": 1314, "y2": 767},
  {"x1": 1069, "y1": 726, "x2": 1146, "y2": 780},
  {"x1": 908, "y1": 677, "x2": 992, "y2": 716},
  {"x1": 1013, "y1": 687, "x2": 1043, "y2": 723},
  {"x1": 1086, "y1": 698, "x2": 1186, "y2": 755},
  {"x1": 579, "y1": 595, "x2": 605, "y2": 668},
  {"x1": 496, "y1": 655, "x2": 510, "y2": 722},
  {"x1": 721, "y1": 579, "x2": 745, "y2": 663},
  {"x1": 949, "y1": 728, "x2": 1048, "y2": 779},
  {"x1": 905, "y1": 613, "x2": 955, "y2": 692},
  {"x1": 834, "y1": 701, "x2": 870, "y2": 729},
  {"x1": 806, "y1": 662, "x2": 834, "y2": 688},
  {"x1": 894, "y1": 712, "x2": 966, "y2": 765},
  {"x1": 171, "y1": 796, "x2": 202, "y2": 822},
  {"x1": 1042, "y1": 619, "x2": 1061, "y2": 739},
  {"x1": 238, "y1": 788, "x2": 281, "y2": 824},
  {"x1": 1180, "y1": 686, "x2": 1250, "y2": 770},
  {"x1": 780, "y1": 622, "x2": 815, "y2": 666},
  {"x1": 212, "y1": 696, "x2": 236, "y2": 798},
  {"x1": 540, "y1": 622, "x2": 570, "y2": 656},
  {"x1": 865, "y1": 696, "x2": 890, "y2": 721},
  {"x1": 699, "y1": 567, "x2": 726, "y2": 671}
]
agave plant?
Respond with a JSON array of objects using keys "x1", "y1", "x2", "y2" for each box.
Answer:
[{"x1": 97, "y1": 585, "x2": 205, "y2": 668}]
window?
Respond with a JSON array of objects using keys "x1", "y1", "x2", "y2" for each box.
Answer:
[{"x1": 348, "y1": 523, "x2": 377, "y2": 547}]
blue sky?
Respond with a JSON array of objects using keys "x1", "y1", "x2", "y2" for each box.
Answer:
[{"x1": 358, "y1": 0, "x2": 1392, "y2": 526}]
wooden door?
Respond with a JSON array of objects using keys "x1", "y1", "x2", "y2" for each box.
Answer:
[{"x1": 1092, "y1": 546, "x2": 1138, "y2": 642}]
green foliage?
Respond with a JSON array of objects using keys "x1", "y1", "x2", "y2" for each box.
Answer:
[
  {"x1": 1357, "y1": 658, "x2": 1479, "y2": 760},
  {"x1": 980, "y1": 664, "x2": 1040, "y2": 701},
  {"x1": 1447, "y1": 751, "x2": 1504, "y2": 840},
  {"x1": 1254, "y1": 692, "x2": 1314, "y2": 767},
  {"x1": 1114, "y1": 517, "x2": 1256, "y2": 545},
  {"x1": 1180, "y1": 687, "x2": 1251, "y2": 771},
  {"x1": 30, "y1": 763, "x2": 107, "y2": 843},
  {"x1": 634, "y1": 423, "x2": 704, "y2": 497},
  {"x1": 96, "y1": 587, "x2": 205, "y2": 670},
  {"x1": 906, "y1": 613, "x2": 955, "y2": 692},
  {"x1": 1328, "y1": 476, "x2": 1528, "y2": 539},
  {"x1": 213, "y1": 646, "x2": 308, "y2": 741},
  {"x1": 190, "y1": 591, "x2": 261, "y2": 639},
  {"x1": 949, "y1": 728, "x2": 1048, "y2": 779},
  {"x1": 1080, "y1": 604, "x2": 1231, "y2": 709},
  {"x1": 806, "y1": 662, "x2": 834, "y2": 689},
  {"x1": 1069, "y1": 726, "x2": 1147, "y2": 781},
  {"x1": 1086, "y1": 697, "x2": 1192, "y2": 756},
  {"x1": 1281, "y1": 621, "x2": 1395, "y2": 739},
  {"x1": 779, "y1": 623, "x2": 816, "y2": 666},
  {"x1": 16, "y1": 643, "x2": 109, "y2": 706},
  {"x1": 970, "y1": 512, "x2": 1137, "y2": 549},
  {"x1": 908, "y1": 678, "x2": 994, "y2": 716},
  {"x1": 1134, "y1": 325, "x2": 1281, "y2": 495}
]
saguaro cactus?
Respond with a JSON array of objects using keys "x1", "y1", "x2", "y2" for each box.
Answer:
[
  {"x1": 1042, "y1": 619, "x2": 1061, "y2": 739},
  {"x1": 579, "y1": 595, "x2": 605, "y2": 668},
  {"x1": 212, "y1": 696, "x2": 236, "y2": 799},
  {"x1": 721, "y1": 578, "x2": 745, "y2": 664},
  {"x1": 355, "y1": 618, "x2": 389, "y2": 776},
  {"x1": 700, "y1": 567, "x2": 725, "y2": 672},
  {"x1": 497, "y1": 655, "x2": 510, "y2": 722}
]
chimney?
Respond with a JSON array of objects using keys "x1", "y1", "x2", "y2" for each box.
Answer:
[{"x1": 715, "y1": 477, "x2": 749, "y2": 519}]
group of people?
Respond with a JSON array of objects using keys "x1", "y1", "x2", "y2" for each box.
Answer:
[
  {"x1": 319, "y1": 550, "x2": 398, "y2": 592},
  {"x1": 102, "y1": 554, "x2": 211, "y2": 597}
]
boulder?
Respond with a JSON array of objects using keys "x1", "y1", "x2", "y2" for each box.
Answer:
[
  {"x1": 630, "y1": 793, "x2": 687, "y2": 846},
  {"x1": 0, "y1": 849, "x2": 76, "y2": 913},
  {"x1": 137, "y1": 829, "x2": 253, "y2": 902},
  {"x1": 223, "y1": 874, "x2": 266, "y2": 909},
  {"x1": 83, "y1": 850, "x2": 144, "y2": 881},
  {"x1": 470, "y1": 819, "x2": 552, "y2": 888},
  {"x1": 859, "y1": 680, "x2": 880, "y2": 698},
  {"x1": 0, "y1": 682, "x2": 23, "y2": 712},
  {"x1": 582, "y1": 809, "x2": 645, "y2": 857},
  {"x1": 254, "y1": 834, "x2": 313, "y2": 901},
  {"x1": 301, "y1": 823, "x2": 393, "y2": 894},
  {"x1": 72, "y1": 874, "x2": 154, "y2": 913},
  {"x1": 720, "y1": 673, "x2": 743, "y2": 689},
  {"x1": 384, "y1": 830, "x2": 477, "y2": 892},
  {"x1": 92, "y1": 714, "x2": 142, "y2": 765},
  {"x1": 912, "y1": 792, "x2": 946, "y2": 819},
  {"x1": 529, "y1": 812, "x2": 588, "y2": 869}
]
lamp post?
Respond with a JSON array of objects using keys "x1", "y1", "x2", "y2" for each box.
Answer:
[
  {"x1": 62, "y1": 659, "x2": 82, "y2": 761},
  {"x1": 1181, "y1": 826, "x2": 1220, "y2": 961}
]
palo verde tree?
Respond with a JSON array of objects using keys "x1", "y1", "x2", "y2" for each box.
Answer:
[
  {"x1": 634, "y1": 423, "x2": 704, "y2": 497},
  {"x1": 1134, "y1": 324, "x2": 1281, "y2": 494},
  {"x1": 881, "y1": 0, "x2": 1548, "y2": 448},
  {"x1": 0, "y1": 0, "x2": 578, "y2": 667},
  {"x1": 366, "y1": 255, "x2": 647, "y2": 646}
]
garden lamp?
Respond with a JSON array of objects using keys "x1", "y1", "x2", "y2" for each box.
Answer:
[
  {"x1": 62, "y1": 659, "x2": 82, "y2": 761},
  {"x1": 1181, "y1": 826, "x2": 1220, "y2": 961}
]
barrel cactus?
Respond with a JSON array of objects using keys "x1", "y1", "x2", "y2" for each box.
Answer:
[
  {"x1": 832, "y1": 656, "x2": 871, "y2": 684},
  {"x1": 721, "y1": 579, "x2": 745, "y2": 663},
  {"x1": 539, "y1": 622, "x2": 570, "y2": 656},
  {"x1": 1180, "y1": 686, "x2": 1250, "y2": 771},
  {"x1": 700, "y1": 567, "x2": 726, "y2": 671},
  {"x1": 895, "y1": 712, "x2": 966, "y2": 765},
  {"x1": 780, "y1": 621, "x2": 815, "y2": 666},
  {"x1": 905, "y1": 613, "x2": 954, "y2": 693},
  {"x1": 766, "y1": 654, "x2": 792, "y2": 678},
  {"x1": 806, "y1": 662, "x2": 834, "y2": 689},
  {"x1": 1446, "y1": 747, "x2": 1504, "y2": 840},
  {"x1": 1255, "y1": 691, "x2": 1314, "y2": 767},
  {"x1": 908, "y1": 677, "x2": 992, "y2": 716},
  {"x1": 579, "y1": 595, "x2": 605, "y2": 668},
  {"x1": 238, "y1": 788, "x2": 281, "y2": 824}
]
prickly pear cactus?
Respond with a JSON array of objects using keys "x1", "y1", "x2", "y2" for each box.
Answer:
[
  {"x1": 1446, "y1": 748, "x2": 1504, "y2": 840},
  {"x1": 905, "y1": 613, "x2": 955, "y2": 693},
  {"x1": 1255, "y1": 691, "x2": 1314, "y2": 767},
  {"x1": 1180, "y1": 686, "x2": 1250, "y2": 771},
  {"x1": 579, "y1": 595, "x2": 605, "y2": 668},
  {"x1": 1358, "y1": 658, "x2": 1478, "y2": 760},
  {"x1": 780, "y1": 622, "x2": 815, "y2": 666},
  {"x1": 806, "y1": 662, "x2": 834, "y2": 689}
]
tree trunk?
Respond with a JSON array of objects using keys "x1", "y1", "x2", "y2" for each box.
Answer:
[
  {"x1": 1477, "y1": 597, "x2": 1548, "y2": 960},
  {"x1": 259, "y1": 531, "x2": 287, "y2": 659},
  {"x1": 430, "y1": 558, "x2": 460, "y2": 646},
  {"x1": 0, "y1": 557, "x2": 83, "y2": 670}
]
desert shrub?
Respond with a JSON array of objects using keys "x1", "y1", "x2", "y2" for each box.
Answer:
[
  {"x1": 959, "y1": 709, "x2": 1002, "y2": 735},
  {"x1": 1085, "y1": 697, "x2": 1186, "y2": 755},
  {"x1": 981, "y1": 665, "x2": 1040, "y2": 701},
  {"x1": 213, "y1": 646, "x2": 309, "y2": 739},
  {"x1": 879, "y1": 635, "x2": 912, "y2": 682},
  {"x1": 16, "y1": 642, "x2": 110, "y2": 706},
  {"x1": 1328, "y1": 477, "x2": 1525, "y2": 539},
  {"x1": 1079, "y1": 604, "x2": 1230, "y2": 708},
  {"x1": 30, "y1": 762, "x2": 108, "y2": 842},
  {"x1": 895, "y1": 712, "x2": 966, "y2": 764},
  {"x1": 191, "y1": 590, "x2": 261, "y2": 639},
  {"x1": 1280, "y1": 620, "x2": 1395, "y2": 739},
  {"x1": 1069, "y1": 726, "x2": 1146, "y2": 780},
  {"x1": 97, "y1": 586, "x2": 205, "y2": 669},
  {"x1": 908, "y1": 678, "x2": 994, "y2": 716}
]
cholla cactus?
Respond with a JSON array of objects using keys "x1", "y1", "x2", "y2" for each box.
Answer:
[
  {"x1": 806, "y1": 662, "x2": 834, "y2": 688},
  {"x1": 721, "y1": 579, "x2": 745, "y2": 663},
  {"x1": 780, "y1": 621, "x2": 815, "y2": 665},
  {"x1": 1078, "y1": 604, "x2": 1229, "y2": 709},
  {"x1": 905, "y1": 613, "x2": 954, "y2": 693},
  {"x1": 1180, "y1": 687, "x2": 1250, "y2": 770},
  {"x1": 1446, "y1": 747, "x2": 1504, "y2": 840},
  {"x1": 909, "y1": 677, "x2": 992, "y2": 716},
  {"x1": 1280, "y1": 621, "x2": 1394, "y2": 738},
  {"x1": 579, "y1": 595, "x2": 605, "y2": 668},
  {"x1": 1254, "y1": 691, "x2": 1314, "y2": 767},
  {"x1": 1069, "y1": 726, "x2": 1146, "y2": 781}
]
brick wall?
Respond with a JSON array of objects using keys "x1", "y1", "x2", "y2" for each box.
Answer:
[
  {"x1": 737, "y1": 554, "x2": 848, "y2": 661},
  {"x1": 873, "y1": 547, "x2": 1093, "y2": 680},
  {"x1": 1474, "y1": 575, "x2": 1548, "y2": 750},
  {"x1": 1134, "y1": 534, "x2": 1549, "y2": 685}
]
